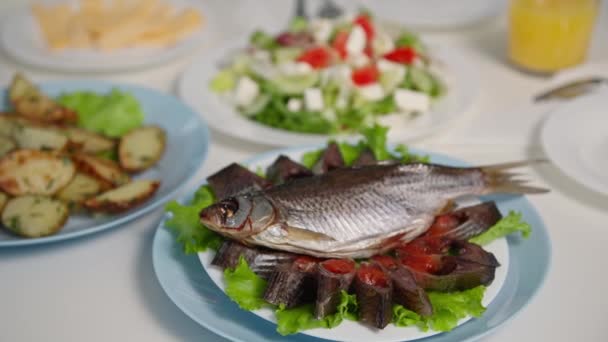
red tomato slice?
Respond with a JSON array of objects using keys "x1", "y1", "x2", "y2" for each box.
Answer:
[
  {"x1": 401, "y1": 254, "x2": 443, "y2": 274},
  {"x1": 351, "y1": 65, "x2": 379, "y2": 86},
  {"x1": 354, "y1": 14, "x2": 374, "y2": 40},
  {"x1": 297, "y1": 47, "x2": 331, "y2": 69},
  {"x1": 371, "y1": 255, "x2": 398, "y2": 270},
  {"x1": 383, "y1": 47, "x2": 417, "y2": 64},
  {"x1": 322, "y1": 259, "x2": 355, "y2": 274},
  {"x1": 332, "y1": 31, "x2": 349, "y2": 59},
  {"x1": 426, "y1": 214, "x2": 462, "y2": 236},
  {"x1": 357, "y1": 264, "x2": 390, "y2": 288}
]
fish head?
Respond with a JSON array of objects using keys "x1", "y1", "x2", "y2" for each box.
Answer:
[{"x1": 199, "y1": 195, "x2": 276, "y2": 238}]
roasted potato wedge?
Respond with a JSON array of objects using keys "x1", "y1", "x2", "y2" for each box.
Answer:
[
  {"x1": 84, "y1": 179, "x2": 160, "y2": 213},
  {"x1": 0, "y1": 191, "x2": 8, "y2": 213},
  {"x1": 0, "y1": 150, "x2": 75, "y2": 196},
  {"x1": 2, "y1": 195, "x2": 69, "y2": 237},
  {"x1": 118, "y1": 126, "x2": 166, "y2": 172},
  {"x1": 72, "y1": 153, "x2": 130, "y2": 187},
  {"x1": 0, "y1": 115, "x2": 19, "y2": 137},
  {"x1": 9, "y1": 73, "x2": 77, "y2": 124},
  {"x1": 0, "y1": 136, "x2": 16, "y2": 157},
  {"x1": 56, "y1": 173, "x2": 104, "y2": 206},
  {"x1": 63, "y1": 128, "x2": 116, "y2": 154},
  {"x1": 13, "y1": 125, "x2": 68, "y2": 151}
]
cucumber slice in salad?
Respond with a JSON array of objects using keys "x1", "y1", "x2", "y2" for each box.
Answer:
[
  {"x1": 271, "y1": 73, "x2": 319, "y2": 95},
  {"x1": 380, "y1": 68, "x2": 406, "y2": 93},
  {"x1": 240, "y1": 94, "x2": 271, "y2": 116},
  {"x1": 408, "y1": 66, "x2": 434, "y2": 94},
  {"x1": 273, "y1": 47, "x2": 304, "y2": 64}
]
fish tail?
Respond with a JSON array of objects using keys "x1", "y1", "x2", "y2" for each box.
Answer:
[{"x1": 481, "y1": 159, "x2": 550, "y2": 194}]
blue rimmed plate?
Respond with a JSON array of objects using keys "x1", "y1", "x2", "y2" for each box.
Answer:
[
  {"x1": 152, "y1": 147, "x2": 551, "y2": 342},
  {"x1": 0, "y1": 80, "x2": 209, "y2": 247}
]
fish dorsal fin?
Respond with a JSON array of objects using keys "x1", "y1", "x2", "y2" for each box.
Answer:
[{"x1": 286, "y1": 225, "x2": 336, "y2": 241}]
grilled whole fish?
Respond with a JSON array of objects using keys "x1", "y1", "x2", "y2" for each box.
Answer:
[{"x1": 200, "y1": 162, "x2": 547, "y2": 258}]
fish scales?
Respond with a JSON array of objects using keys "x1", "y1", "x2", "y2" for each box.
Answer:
[{"x1": 200, "y1": 161, "x2": 547, "y2": 258}]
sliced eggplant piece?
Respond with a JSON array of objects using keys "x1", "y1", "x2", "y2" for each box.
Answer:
[
  {"x1": 212, "y1": 240, "x2": 295, "y2": 280},
  {"x1": 83, "y1": 179, "x2": 160, "y2": 213},
  {"x1": 354, "y1": 262, "x2": 393, "y2": 329},
  {"x1": 315, "y1": 259, "x2": 356, "y2": 319},
  {"x1": 312, "y1": 142, "x2": 345, "y2": 174},
  {"x1": 450, "y1": 240, "x2": 500, "y2": 267},
  {"x1": 266, "y1": 155, "x2": 313, "y2": 185},
  {"x1": 9, "y1": 73, "x2": 77, "y2": 124},
  {"x1": 263, "y1": 256, "x2": 319, "y2": 308},
  {"x1": 0, "y1": 136, "x2": 16, "y2": 157},
  {"x1": 207, "y1": 163, "x2": 272, "y2": 199},
  {"x1": 56, "y1": 173, "x2": 104, "y2": 206},
  {"x1": 72, "y1": 153, "x2": 130, "y2": 188},
  {"x1": 0, "y1": 150, "x2": 75, "y2": 196},
  {"x1": 63, "y1": 128, "x2": 116, "y2": 154},
  {"x1": 118, "y1": 126, "x2": 166, "y2": 172},
  {"x1": 372, "y1": 255, "x2": 433, "y2": 317},
  {"x1": 2, "y1": 195, "x2": 69, "y2": 237},
  {"x1": 12, "y1": 125, "x2": 68, "y2": 151},
  {"x1": 426, "y1": 202, "x2": 502, "y2": 240},
  {"x1": 406, "y1": 259, "x2": 497, "y2": 292},
  {"x1": 352, "y1": 149, "x2": 377, "y2": 167}
]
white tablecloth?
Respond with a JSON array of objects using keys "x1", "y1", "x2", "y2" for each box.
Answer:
[{"x1": 1, "y1": 1, "x2": 607, "y2": 341}]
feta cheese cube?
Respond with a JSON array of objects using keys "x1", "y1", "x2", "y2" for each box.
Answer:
[
  {"x1": 377, "y1": 58, "x2": 404, "y2": 73},
  {"x1": 394, "y1": 89, "x2": 431, "y2": 112},
  {"x1": 252, "y1": 49, "x2": 271, "y2": 62},
  {"x1": 348, "y1": 53, "x2": 370, "y2": 68},
  {"x1": 372, "y1": 30, "x2": 395, "y2": 56},
  {"x1": 346, "y1": 25, "x2": 366, "y2": 56},
  {"x1": 287, "y1": 98, "x2": 303, "y2": 112},
  {"x1": 304, "y1": 88, "x2": 324, "y2": 111},
  {"x1": 234, "y1": 76, "x2": 259, "y2": 107},
  {"x1": 311, "y1": 19, "x2": 333, "y2": 43},
  {"x1": 358, "y1": 83, "x2": 385, "y2": 101},
  {"x1": 279, "y1": 62, "x2": 313, "y2": 76}
]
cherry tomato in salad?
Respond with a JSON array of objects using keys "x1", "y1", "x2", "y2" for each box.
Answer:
[
  {"x1": 354, "y1": 14, "x2": 375, "y2": 40},
  {"x1": 351, "y1": 65, "x2": 379, "y2": 86},
  {"x1": 297, "y1": 47, "x2": 332, "y2": 69},
  {"x1": 332, "y1": 31, "x2": 349, "y2": 59},
  {"x1": 384, "y1": 47, "x2": 417, "y2": 64}
]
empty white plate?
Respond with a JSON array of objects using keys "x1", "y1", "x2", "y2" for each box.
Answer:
[{"x1": 541, "y1": 90, "x2": 608, "y2": 195}]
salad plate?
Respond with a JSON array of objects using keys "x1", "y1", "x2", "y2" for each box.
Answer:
[
  {"x1": 541, "y1": 90, "x2": 608, "y2": 196},
  {"x1": 178, "y1": 15, "x2": 479, "y2": 147},
  {"x1": 153, "y1": 147, "x2": 550, "y2": 342},
  {"x1": 0, "y1": 0, "x2": 212, "y2": 73},
  {"x1": 0, "y1": 80, "x2": 209, "y2": 247}
]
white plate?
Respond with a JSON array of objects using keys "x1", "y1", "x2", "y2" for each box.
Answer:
[
  {"x1": 541, "y1": 90, "x2": 608, "y2": 195},
  {"x1": 359, "y1": 0, "x2": 507, "y2": 29},
  {"x1": 178, "y1": 41, "x2": 479, "y2": 147},
  {"x1": 196, "y1": 147, "x2": 508, "y2": 342},
  {"x1": 0, "y1": 0, "x2": 213, "y2": 73}
]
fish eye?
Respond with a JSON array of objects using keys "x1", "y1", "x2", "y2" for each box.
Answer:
[{"x1": 219, "y1": 198, "x2": 239, "y2": 221}]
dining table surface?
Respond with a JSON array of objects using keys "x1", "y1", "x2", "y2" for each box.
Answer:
[{"x1": 1, "y1": 1, "x2": 607, "y2": 341}]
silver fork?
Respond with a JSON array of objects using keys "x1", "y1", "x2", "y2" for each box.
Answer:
[{"x1": 534, "y1": 77, "x2": 608, "y2": 102}]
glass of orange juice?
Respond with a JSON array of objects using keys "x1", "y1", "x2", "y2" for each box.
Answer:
[{"x1": 508, "y1": 0, "x2": 600, "y2": 74}]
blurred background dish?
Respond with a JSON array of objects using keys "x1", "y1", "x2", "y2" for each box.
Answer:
[
  {"x1": 0, "y1": 79, "x2": 209, "y2": 246},
  {"x1": 541, "y1": 89, "x2": 608, "y2": 196},
  {"x1": 0, "y1": 0, "x2": 212, "y2": 72},
  {"x1": 359, "y1": 0, "x2": 508, "y2": 29}
]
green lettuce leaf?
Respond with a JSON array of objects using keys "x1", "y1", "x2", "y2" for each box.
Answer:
[
  {"x1": 210, "y1": 69, "x2": 236, "y2": 92},
  {"x1": 360, "y1": 124, "x2": 391, "y2": 160},
  {"x1": 427, "y1": 286, "x2": 486, "y2": 331},
  {"x1": 469, "y1": 211, "x2": 531, "y2": 246},
  {"x1": 301, "y1": 149, "x2": 324, "y2": 169},
  {"x1": 224, "y1": 256, "x2": 268, "y2": 310},
  {"x1": 58, "y1": 89, "x2": 144, "y2": 137},
  {"x1": 393, "y1": 144, "x2": 430, "y2": 164},
  {"x1": 275, "y1": 291, "x2": 357, "y2": 335},
  {"x1": 393, "y1": 286, "x2": 486, "y2": 332},
  {"x1": 165, "y1": 186, "x2": 223, "y2": 254}
]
